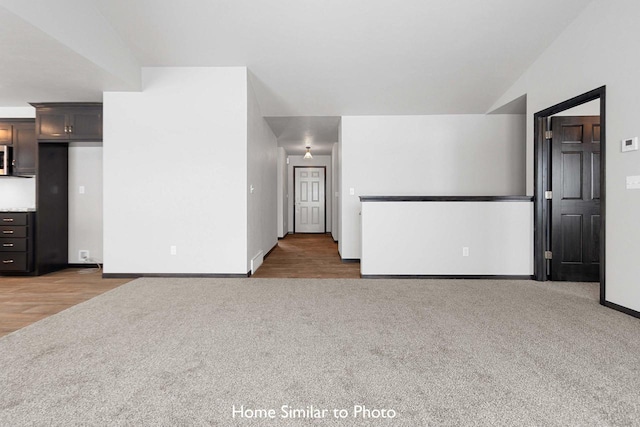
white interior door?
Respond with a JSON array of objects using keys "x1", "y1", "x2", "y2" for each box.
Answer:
[{"x1": 295, "y1": 167, "x2": 325, "y2": 233}]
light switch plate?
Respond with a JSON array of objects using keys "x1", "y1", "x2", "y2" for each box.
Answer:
[
  {"x1": 621, "y1": 137, "x2": 638, "y2": 152},
  {"x1": 626, "y1": 176, "x2": 640, "y2": 189},
  {"x1": 349, "y1": 188, "x2": 355, "y2": 195}
]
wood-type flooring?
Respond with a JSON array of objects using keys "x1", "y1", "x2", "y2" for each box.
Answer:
[
  {"x1": 1, "y1": 235, "x2": 358, "y2": 337},
  {"x1": 252, "y1": 233, "x2": 360, "y2": 279},
  {"x1": 0, "y1": 268, "x2": 131, "y2": 338}
]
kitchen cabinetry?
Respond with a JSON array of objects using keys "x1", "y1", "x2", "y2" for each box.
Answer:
[
  {"x1": 0, "y1": 123, "x2": 13, "y2": 145},
  {"x1": 0, "y1": 119, "x2": 36, "y2": 175},
  {"x1": 13, "y1": 123, "x2": 36, "y2": 175},
  {"x1": 32, "y1": 102, "x2": 99, "y2": 275},
  {"x1": 0, "y1": 212, "x2": 35, "y2": 274},
  {"x1": 32, "y1": 103, "x2": 102, "y2": 142}
]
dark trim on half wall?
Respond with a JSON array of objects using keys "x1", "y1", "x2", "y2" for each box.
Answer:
[
  {"x1": 362, "y1": 275, "x2": 535, "y2": 280},
  {"x1": 603, "y1": 301, "x2": 640, "y2": 320},
  {"x1": 68, "y1": 263, "x2": 102, "y2": 269},
  {"x1": 341, "y1": 259, "x2": 360, "y2": 264},
  {"x1": 102, "y1": 273, "x2": 251, "y2": 279},
  {"x1": 360, "y1": 196, "x2": 533, "y2": 202}
]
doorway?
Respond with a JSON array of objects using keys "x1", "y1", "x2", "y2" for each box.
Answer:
[
  {"x1": 533, "y1": 87, "x2": 606, "y2": 303},
  {"x1": 293, "y1": 166, "x2": 326, "y2": 233}
]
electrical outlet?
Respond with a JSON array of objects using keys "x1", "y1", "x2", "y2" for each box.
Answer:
[
  {"x1": 462, "y1": 247, "x2": 469, "y2": 257},
  {"x1": 79, "y1": 250, "x2": 90, "y2": 261},
  {"x1": 170, "y1": 245, "x2": 177, "y2": 255}
]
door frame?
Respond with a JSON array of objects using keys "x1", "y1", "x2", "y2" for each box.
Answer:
[
  {"x1": 533, "y1": 86, "x2": 606, "y2": 304},
  {"x1": 293, "y1": 166, "x2": 327, "y2": 234}
]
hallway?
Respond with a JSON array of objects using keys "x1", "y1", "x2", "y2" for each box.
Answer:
[{"x1": 251, "y1": 234, "x2": 360, "y2": 278}]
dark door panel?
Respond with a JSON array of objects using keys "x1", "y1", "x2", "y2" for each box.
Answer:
[
  {"x1": 551, "y1": 116, "x2": 600, "y2": 282},
  {"x1": 69, "y1": 109, "x2": 102, "y2": 141},
  {"x1": 36, "y1": 110, "x2": 68, "y2": 140}
]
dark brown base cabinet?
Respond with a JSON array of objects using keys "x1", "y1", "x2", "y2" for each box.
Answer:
[
  {"x1": 0, "y1": 119, "x2": 36, "y2": 175},
  {"x1": 0, "y1": 212, "x2": 35, "y2": 274}
]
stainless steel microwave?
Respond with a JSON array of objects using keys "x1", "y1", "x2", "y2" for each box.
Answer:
[{"x1": 0, "y1": 145, "x2": 12, "y2": 176}]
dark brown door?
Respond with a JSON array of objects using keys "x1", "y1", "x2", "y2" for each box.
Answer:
[{"x1": 551, "y1": 116, "x2": 600, "y2": 281}]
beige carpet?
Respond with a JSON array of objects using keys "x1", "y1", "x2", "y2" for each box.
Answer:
[{"x1": 0, "y1": 278, "x2": 639, "y2": 426}]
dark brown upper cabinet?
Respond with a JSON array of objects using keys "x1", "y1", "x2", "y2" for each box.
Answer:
[
  {"x1": 0, "y1": 119, "x2": 36, "y2": 176},
  {"x1": 31, "y1": 103, "x2": 103, "y2": 142},
  {"x1": 13, "y1": 122, "x2": 36, "y2": 175},
  {"x1": 0, "y1": 123, "x2": 13, "y2": 145}
]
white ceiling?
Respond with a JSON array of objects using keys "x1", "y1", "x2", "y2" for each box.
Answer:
[
  {"x1": 265, "y1": 116, "x2": 340, "y2": 155},
  {"x1": 0, "y1": 0, "x2": 594, "y2": 152},
  {"x1": 0, "y1": 7, "x2": 129, "y2": 106}
]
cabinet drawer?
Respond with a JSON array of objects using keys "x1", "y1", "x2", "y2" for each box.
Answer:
[
  {"x1": 0, "y1": 213, "x2": 28, "y2": 225},
  {"x1": 0, "y1": 226, "x2": 27, "y2": 238},
  {"x1": 0, "y1": 253, "x2": 27, "y2": 271},
  {"x1": 0, "y1": 238, "x2": 27, "y2": 252}
]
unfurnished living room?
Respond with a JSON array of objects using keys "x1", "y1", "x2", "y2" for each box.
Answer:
[{"x1": 1, "y1": 0, "x2": 639, "y2": 425}]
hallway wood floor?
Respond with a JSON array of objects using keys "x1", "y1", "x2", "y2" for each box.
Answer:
[
  {"x1": 252, "y1": 233, "x2": 361, "y2": 278},
  {"x1": 0, "y1": 269, "x2": 131, "y2": 338}
]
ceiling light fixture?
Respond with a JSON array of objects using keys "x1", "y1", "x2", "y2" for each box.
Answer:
[{"x1": 303, "y1": 146, "x2": 313, "y2": 159}]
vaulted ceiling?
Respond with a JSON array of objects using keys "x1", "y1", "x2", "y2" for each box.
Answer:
[{"x1": 0, "y1": 0, "x2": 594, "y2": 152}]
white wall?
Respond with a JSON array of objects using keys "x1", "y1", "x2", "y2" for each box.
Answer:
[
  {"x1": 247, "y1": 77, "x2": 277, "y2": 269},
  {"x1": 0, "y1": 107, "x2": 35, "y2": 118},
  {"x1": 0, "y1": 177, "x2": 36, "y2": 209},
  {"x1": 331, "y1": 142, "x2": 339, "y2": 242},
  {"x1": 338, "y1": 122, "x2": 343, "y2": 254},
  {"x1": 287, "y1": 155, "x2": 332, "y2": 233},
  {"x1": 553, "y1": 99, "x2": 599, "y2": 117},
  {"x1": 340, "y1": 114, "x2": 526, "y2": 259},
  {"x1": 276, "y1": 147, "x2": 288, "y2": 238},
  {"x1": 490, "y1": 0, "x2": 640, "y2": 312},
  {"x1": 1, "y1": 0, "x2": 140, "y2": 90},
  {"x1": 68, "y1": 144, "x2": 103, "y2": 263},
  {"x1": 361, "y1": 201, "x2": 533, "y2": 275},
  {"x1": 103, "y1": 67, "x2": 248, "y2": 274}
]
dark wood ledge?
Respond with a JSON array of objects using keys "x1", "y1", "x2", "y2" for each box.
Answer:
[
  {"x1": 359, "y1": 196, "x2": 534, "y2": 202},
  {"x1": 30, "y1": 102, "x2": 103, "y2": 108}
]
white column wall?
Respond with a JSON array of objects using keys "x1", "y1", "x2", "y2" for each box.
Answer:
[
  {"x1": 103, "y1": 67, "x2": 248, "y2": 274},
  {"x1": 331, "y1": 142, "x2": 339, "y2": 242},
  {"x1": 276, "y1": 147, "x2": 288, "y2": 238},
  {"x1": 247, "y1": 77, "x2": 278, "y2": 269}
]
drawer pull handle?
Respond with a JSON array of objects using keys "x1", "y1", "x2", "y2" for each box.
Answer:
[
  {"x1": 2, "y1": 218, "x2": 14, "y2": 222},
  {"x1": 2, "y1": 243, "x2": 13, "y2": 247},
  {"x1": 2, "y1": 231, "x2": 14, "y2": 234},
  {"x1": 2, "y1": 260, "x2": 14, "y2": 264}
]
